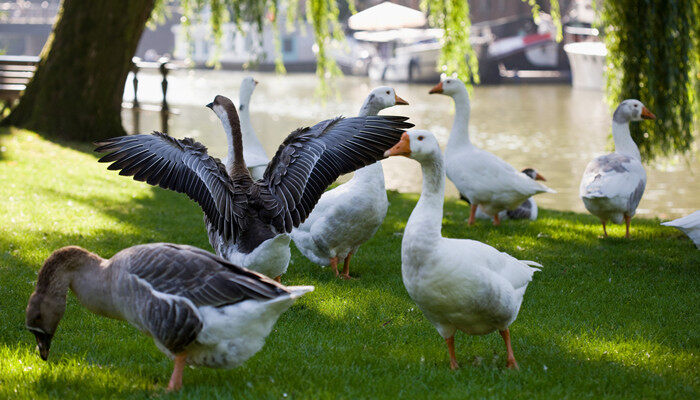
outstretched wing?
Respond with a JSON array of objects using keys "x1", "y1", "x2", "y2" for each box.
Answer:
[
  {"x1": 259, "y1": 115, "x2": 413, "y2": 232},
  {"x1": 95, "y1": 132, "x2": 246, "y2": 242}
]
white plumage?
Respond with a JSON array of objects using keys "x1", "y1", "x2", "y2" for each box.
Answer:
[
  {"x1": 384, "y1": 130, "x2": 540, "y2": 370},
  {"x1": 662, "y1": 211, "x2": 700, "y2": 249},
  {"x1": 291, "y1": 86, "x2": 408, "y2": 278},
  {"x1": 429, "y1": 78, "x2": 554, "y2": 226}
]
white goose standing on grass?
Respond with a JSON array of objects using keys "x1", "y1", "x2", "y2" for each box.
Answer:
[
  {"x1": 661, "y1": 211, "x2": 700, "y2": 249},
  {"x1": 291, "y1": 86, "x2": 409, "y2": 279},
  {"x1": 25, "y1": 243, "x2": 313, "y2": 391},
  {"x1": 580, "y1": 99, "x2": 655, "y2": 238},
  {"x1": 429, "y1": 78, "x2": 554, "y2": 226},
  {"x1": 95, "y1": 95, "x2": 413, "y2": 281},
  {"x1": 230, "y1": 77, "x2": 269, "y2": 180},
  {"x1": 384, "y1": 130, "x2": 541, "y2": 370}
]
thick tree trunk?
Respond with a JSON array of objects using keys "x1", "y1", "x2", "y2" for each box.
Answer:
[{"x1": 1, "y1": 0, "x2": 156, "y2": 141}]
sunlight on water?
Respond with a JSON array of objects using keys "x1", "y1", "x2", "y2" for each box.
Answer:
[{"x1": 123, "y1": 70, "x2": 699, "y2": 219}]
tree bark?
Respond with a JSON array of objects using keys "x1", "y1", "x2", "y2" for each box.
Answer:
[{"x1": 1, "y1": 0, "x2": 156, "y2": 141}]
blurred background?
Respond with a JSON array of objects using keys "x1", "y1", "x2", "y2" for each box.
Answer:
[{"x1": 1, "y1": 0, "x2": 697, "y2": 218}]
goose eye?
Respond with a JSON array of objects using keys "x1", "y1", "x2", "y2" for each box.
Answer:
[
  {"x1": 634, "y1": 104, "x2": 638, "y2": 108},
  {"x1": 386, "y1": 90, "x2": 390, "y2": 95},
  {"x1": 417, "y1": 136, "x2": 424, "y2": 141}
]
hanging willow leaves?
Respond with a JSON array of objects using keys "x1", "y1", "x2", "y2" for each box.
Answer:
[{"x1": 600, "y1": 0, "x2": 699, "y2": 161}]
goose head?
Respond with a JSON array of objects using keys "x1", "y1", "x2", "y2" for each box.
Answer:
[
  {"x1": 384, "y1": 130, "x2": 440, "y2": 162},
  {"x1": 612, "y1": 99, "x2": 656, "y2": 123},
  {"x1": 26, "y1": 291, "x2": 65, "y2": 361},
  {"x1": 206, "y1": 95, "x2": 241, "y2": 134},
  {"x1": 428, "y1": 77, "x2": 468, "y2": 98},
  {"x1": 239, "y1": 76, "x2": 258, "y2": 108},
  {"x1": 521, "y1": 168, "x2": 546, "y2": 181},
  {"x1": 361, "y1": 86, "x2": 408, "y2": 115}
]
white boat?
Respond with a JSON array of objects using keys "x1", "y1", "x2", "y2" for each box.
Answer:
[{"x1": 563, "y1": 41, "x2": 606, "y2": 90}]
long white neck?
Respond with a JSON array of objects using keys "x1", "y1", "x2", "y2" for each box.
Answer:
[
  {"x1": 447, "y1": 90, "x2": 472, "y2": 149},
  {"x1": 612, "y1": 121, "x2": 641, "y2": 160},
  {"x1": 349, "y1": 98, "x2": 386, "y2": 185},
  {"x1": 405, "y1": 153, "x2": 445, "y2": 240}
]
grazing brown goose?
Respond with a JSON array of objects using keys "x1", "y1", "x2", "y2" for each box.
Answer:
[
  {"x1": 95, "y1": 95, "x2": 413, "y2": 280},
  {"x1": 26, "y1": 243, "x2": 313, "y2": 391}
]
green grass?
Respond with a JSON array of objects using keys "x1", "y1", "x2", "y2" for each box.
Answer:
[{"x1": 1, "y1": 128, "x2": 698, "y2": 399}]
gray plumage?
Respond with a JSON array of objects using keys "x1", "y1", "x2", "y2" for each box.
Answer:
[{"x1": 95, "y1": 116, "x2": 413, "y2": 256}]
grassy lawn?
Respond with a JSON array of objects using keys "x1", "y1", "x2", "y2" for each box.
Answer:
[{"x1": 1, "y1": 128, "x2": 698, "y2": 399}]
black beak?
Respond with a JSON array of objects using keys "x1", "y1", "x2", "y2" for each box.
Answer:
[
  {"x1": 205, "y1": 102, "x2": 214, "y2": 110},
  {"x1": 32, "y1": 331, "x2": 52, "y2": 361}
]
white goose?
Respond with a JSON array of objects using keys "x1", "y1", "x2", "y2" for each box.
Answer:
[
  {"x1": 291, "y1": 87, "x2": 408, "y2": 279},
  {"x1": 384, "y1": 130, "x2": 541, "y2": 370},
  {"x1": 25, "y1": 243, "x2": 313, "y2": 391},
  {"x1": 580, "y1": 99, "x2": 655, "y2": 238},
  {"x1": 96, "y1": 96, "x2": 413, "y2": 280},
  {"x1": 228, "y1": 77, "x2": 269, "y2": 180},
  {"x1": 474, "y1": 168, "x2": 546, "y2": 221},
  {"x1": 662, "y1": 211, "x2": 700, "y2": 249},
  {"x1": 429, "y1": 78, "x2": 554, "y2": 226}
]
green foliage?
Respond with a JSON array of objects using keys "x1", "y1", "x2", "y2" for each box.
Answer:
[
  {"x1": 600, "y1": 0, "x2": 699, "y2": 161},
  {"x1": 1, "y1": 129, "x2": 699, "y2": 399},
  {"x1": 421, "y1": 0, "x2": 480, "y2": 86}
]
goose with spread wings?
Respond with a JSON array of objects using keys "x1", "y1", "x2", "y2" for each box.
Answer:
[{"x1": 95, "y1": 95, "x2": 413, "y2": 279}]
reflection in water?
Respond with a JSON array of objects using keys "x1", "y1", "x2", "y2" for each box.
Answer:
[{"x1": 122, "y1": 70, "x2": 698, "y2": 219}]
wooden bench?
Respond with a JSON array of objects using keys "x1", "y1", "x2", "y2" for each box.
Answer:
[{"x1": 0, "y1": 55, "x2": 39, "y2": 111}]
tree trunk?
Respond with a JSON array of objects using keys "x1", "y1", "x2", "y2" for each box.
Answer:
[{"x1": 1, "y1": 0, "x2": 156, "y2": 141}]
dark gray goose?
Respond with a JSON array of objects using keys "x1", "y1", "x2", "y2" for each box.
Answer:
[
  {"x1": 95, "y1": 95, "x2": 413, "y2": 279},
  {"x1": 26, "y1": 243, "x2": 313, "y2": 391}
]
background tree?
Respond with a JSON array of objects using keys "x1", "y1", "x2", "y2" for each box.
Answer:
[{"x1": 600, "y1": 0, "x2": 699, "y2": 161}]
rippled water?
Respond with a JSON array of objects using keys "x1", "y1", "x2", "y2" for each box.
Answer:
[{"x1": 123, "y1": 69, "x2": 698, "y2": 219}]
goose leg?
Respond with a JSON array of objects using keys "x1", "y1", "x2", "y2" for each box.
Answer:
[
  {"x1": 624, "y1": 215, "x2": 632, "y2": 238},
  {"x1": 167, "y1": 352, "x2": 187, "y2": 391},
  {"x1": 445, "y1": 336, "x2": 459, "y2": 370},
  {"x1": 340, "y1": 252, "x2": 354, "y2": 280},
  {"x1": 330, "y1": 257, "x2": 339, "y2": 277},
  {"x1": 499, "y1": 329, "x2": 519, "y2": 370},
  {"x1": 601, "y1": 220, "x2": 608, "y2": 237},
  {"x1": 468, "y1": 204, "x2": 478, "y2": 226},
  {"x1": 273, "y1": 276, "x2": 281, "y2": 283},
  {"x1": 493, "y1": 213, "x2": 501, "y2": 226}
]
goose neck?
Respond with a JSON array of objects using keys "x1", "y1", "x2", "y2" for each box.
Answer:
[
  {"x1": 447, "y1": 92, "x2": 472, "y2": 148},
  {"x1": 612, "y1": 121, "x2": 641, "y2": 161},
  {"x1": 222, "y1": 109, "x2": 248, "y2": 177},
  {"x1": 406, "y1": 154, "x2": 445, "y2": 239}
]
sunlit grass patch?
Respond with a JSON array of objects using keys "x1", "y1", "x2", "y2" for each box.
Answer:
[{"x1": 1, "y1": 128, "x2": 698, "y2": 399}]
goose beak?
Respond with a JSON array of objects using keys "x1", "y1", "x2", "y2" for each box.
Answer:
[
  {"x1": 641, "y1": 107, "x2": 656, "y2": 120},
  {"x1": 395, "y1": 94, "x2": 409, "y2": 105},
  {"x1": 428, "y1": 82, "x2": 443, "y2": 94},
  {"x1": 384, "y1": 132, "x2": 411, "y2": 157},
  {"x1": 205, "y1": 102, "x2": 214, "y2": 110},
  {"x1": 32, "y1": 331, "x2": 52, "y2": 361},
  {"x1": 535, "y1": 173, "x2": 546, "y2": 181}
]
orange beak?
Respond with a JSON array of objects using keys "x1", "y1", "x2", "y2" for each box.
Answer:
[
  {"x1": 384, "y1": 132, "x2": 411, "y2": 157},
  {"x1": 641, "y1": 106, "x2": 656, "y2": 120},
  {"x1": 395, "y1": 93, "x2": 409, "y2": 105},
  {"x1": 428, "y1": 82, "x2": 443, "y2": 94},
  {"x1": 535, "y1": 173, "x2": 546, "y2": 181}
]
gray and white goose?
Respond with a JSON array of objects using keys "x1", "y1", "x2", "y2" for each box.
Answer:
[
  {"x1": 95, "y1": 95, "x2": 413, "y2": 280},
  {"x1": 26, "y1": 243, "x2": 313, "y2": 391},
  {"x1": 580, "y1": 99, "x2": 655, "y2": 238}
]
